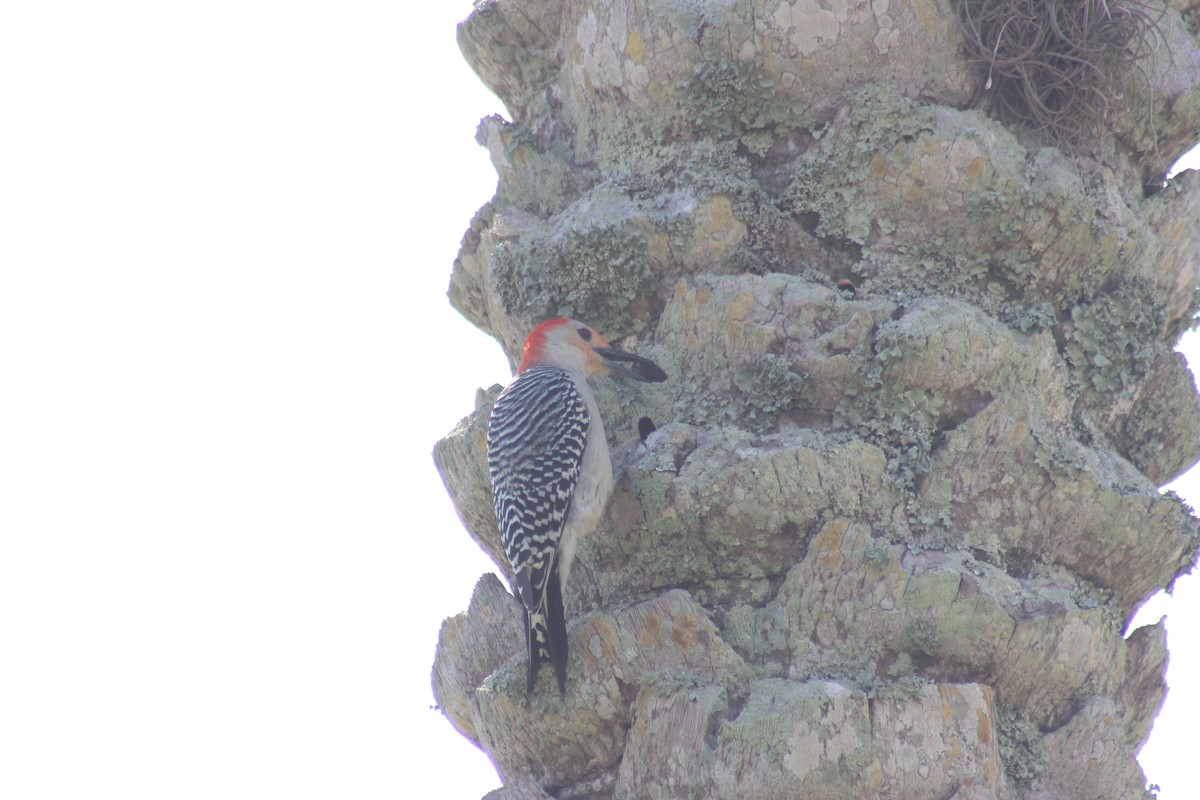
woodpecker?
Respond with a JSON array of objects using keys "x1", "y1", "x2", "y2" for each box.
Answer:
[{"x1": 487, "y1": 318, "x2": 667, "y2": 695}]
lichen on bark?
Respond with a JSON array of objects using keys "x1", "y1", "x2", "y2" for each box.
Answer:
[{"x1": 436, "y1": 1, "x2": 1200, "y2": 797}]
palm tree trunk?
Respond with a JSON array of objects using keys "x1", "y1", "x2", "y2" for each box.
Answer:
[{"x1": 435, "y1": 1, "x2": 1200, "y2": 796}]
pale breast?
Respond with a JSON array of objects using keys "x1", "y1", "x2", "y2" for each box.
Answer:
[{"x1": 558, "y1": 379, "x2": 614, "y2": 591}]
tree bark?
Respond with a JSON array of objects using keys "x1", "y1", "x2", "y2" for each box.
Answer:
[{"x1": 434, "y1": 1, "x2": 1200, "y2": 797}]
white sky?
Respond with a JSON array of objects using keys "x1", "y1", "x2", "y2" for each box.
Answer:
[{"x1": 1, "y1": 3, "x2": 1195, "y2": 798}]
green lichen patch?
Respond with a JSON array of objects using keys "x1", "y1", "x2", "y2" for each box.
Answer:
[
  {"x1": 588, "y1": 101, "x2": 695, "y2": 187},
  {"x1": 733, "y1": 353, "x2": 809, "y2": 433},
  {"x1": 492, "y1": 217, "x2": 655, "y2": 335},
  {"x1": 997, "y1": 705, "x2": 1047, "y2": 788},
  {"x1": 1110, "y1": 351, "x2": 1200, "y2": 484},
  {"x1": 1065, "y1": 276, "x2": 1166, "y2": 396},
  {"x1": 685, "y1": 57, "x2": 813, "y2": 155},
  {"x1": 678, "y1": 142, "x2": 815, "y2": 276},
  {"x1": 832, "y1": 381, "x2": 939, "y2": 493},
  {"x1": 1058, "y1": 275, "x2": 1200, "y2": 481}
]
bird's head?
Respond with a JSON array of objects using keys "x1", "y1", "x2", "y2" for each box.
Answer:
[{"x1": 517, "y1": 317, "x2": 667, "y2": 383}]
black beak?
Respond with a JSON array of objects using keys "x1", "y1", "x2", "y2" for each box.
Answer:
[{"x1": 594, "y1": 347, "x2": 668, "y2": 382}]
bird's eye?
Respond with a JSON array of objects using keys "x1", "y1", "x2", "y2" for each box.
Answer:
[{"x1": 577, "y1": 327, "x2": 592, "y2": 342}]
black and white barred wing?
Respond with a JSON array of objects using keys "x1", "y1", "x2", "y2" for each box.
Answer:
[{"x1": 486, "y1": 366, "x2": 590, "y2": 613}]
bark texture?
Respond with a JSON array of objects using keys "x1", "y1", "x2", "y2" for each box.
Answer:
[{"x1": 434, "y1": 1, "x2": 1200, "y2": 797}]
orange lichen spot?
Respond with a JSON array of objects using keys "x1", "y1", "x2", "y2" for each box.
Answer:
[
  {"x1": 640, "y1": 610, "x2": 663, "y2": 647},
  {"x1": 814, "y1": 519, "x2": 850, "y2": 570},
  {"x1": 625, "y1": 31, "x2": 644, "y2": 65},
  {"x1": 965, "y1": 156, "x2": 987, "y2": 182},
  {"x1": 870, "y1": 153, "x2": 890, "y2": 180},
  {"x1": 671, "y1": 614, "x2": 701, "y2": 650},
  {"x1": 977, "y1": 707, "x2": 992, "y2": 745}
]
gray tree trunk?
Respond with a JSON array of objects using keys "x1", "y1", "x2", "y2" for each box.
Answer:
[{"x1": 433, "y1": 1, "x2": 1200, "y2": 797}]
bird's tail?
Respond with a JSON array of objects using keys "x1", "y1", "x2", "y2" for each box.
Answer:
[{"x1": 525, "y1": 566, "x2": 568, "y2": 696}]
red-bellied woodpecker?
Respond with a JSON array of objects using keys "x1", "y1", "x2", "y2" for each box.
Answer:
[{"x1": 487, "y1": 318, "x2": 667, "y2": 696}]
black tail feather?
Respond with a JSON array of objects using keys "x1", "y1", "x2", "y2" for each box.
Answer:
[
  {"x1": 524, "y1": 606, "x2": 541, "y2": 697},
  {"x1": 545, "y1": 564, "x2": 568, "y2": 696},
  {"x1": 523, "y1": 564, "x2": 569, "y2": 697}
]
